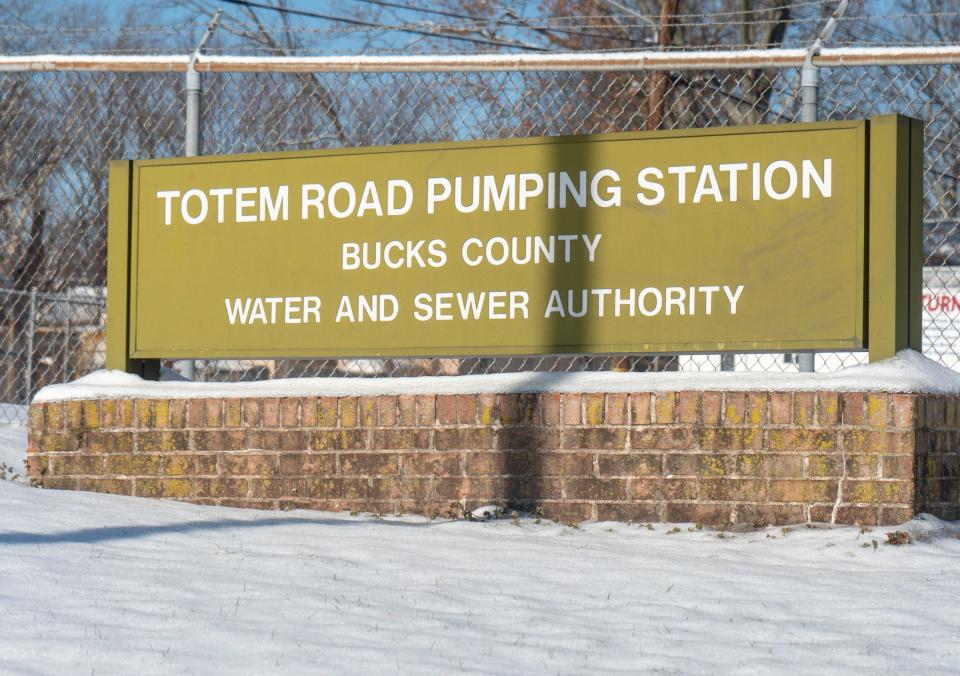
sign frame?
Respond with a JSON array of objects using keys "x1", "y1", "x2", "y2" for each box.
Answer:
[{"x1": 106, "y1": 114, "x2": 922, "y2": 377}]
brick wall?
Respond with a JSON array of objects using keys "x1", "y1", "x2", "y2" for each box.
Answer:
[{"x1": 25, "y1": 390, "x2": 960, "y2": 526}]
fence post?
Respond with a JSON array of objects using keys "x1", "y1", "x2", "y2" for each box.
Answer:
[
  {"x1": 63, "y1": 287, "x2": 71, "y2": 381},
  {"x1": 797, "y1": 59, "x2": 819, "y2": 374},
  {"x1": 178, "y1": 10, "x2": 222, "y2": 382},
  {"x1": 797, "y1": 0, "x2": 848, "y2": 373},
  {"x1": 25, "y1": 288, "x2": 36, "y2": 402}
]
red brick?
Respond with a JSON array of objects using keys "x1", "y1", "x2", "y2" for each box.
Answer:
[
  {"x1": 563, "y1": 394, "x2": 582, "y2": 425},
  {"x1": 279, "y1": 453, "x2": 337, "y2": 476},
  {"x1": 478, "y1": 394, "x2": 497, "y2": 426},
  {"x1": 698, "y1": 428, "x2": 762, "y2": 451},
  {"x1": 276, "y1": 430, "x2": 307, "y2": 451},
  {"x1": 606, "y1": 394, "x2": 627, "y2": 425},
  {"x1": 456, "y1": 395, "x2": 477, "y2": 424},
  {"x1": 54, "y1": 455, "x2": 104, "y2": 475},
  {"x1": 793, "y1": 393, "x2": 815, "y2": 426},
  {"x1": 433, "y1": 477, "x2": 465, "y2": 501},
  {"x1": 925, "y1": 397, "x2": 944, "y2": 428},
  {"x1": 665, "y1": 503, "x2": 733, "y2": 526},
  {"x1": 500, "y1": 477, "x2": 562, "y2": 501},
  {"x1": 438, "y1": 427, "x2": 496, "y2": 450},
  {"x1": 39, "y1": 433, "x2": 81, "y2": 453},
  {"x1": 464, "y1": 452, "x2": 528, "y2": 476},
  {"x1": 498, "y1": 427, "x2": 561, "y2": 451},
  {"x1": 842, "y1": 430, "x2": 914, "y2": 455},
  {"x1": 241, "y1": 399, "x2": 267, "y2": 427},
  {"x1": 596, "y1": 503, "x2": 661, "y2": 523},
  {"x1": 187, "y1": 400, "x2": 206, "y2": 427},
  {"x1": 865, "y1": 394, "x2": 889, "y2": 430},
  {"x1": 700, "y1": 392, "x2": 722, "y2": 425},
  {"x1": 736, "y1": 504, "x2": 805, "y2": 527},
  {"x1": 699, "y1": 478, "x2": 767, "y2": 501},
  {"x1": 841, "y1": 393, "x2": 865, "y2": 426},
  {"x1": 880, "y1": 506, "x2": 915, "y2": 525},
  {"x1": 43, "y1": 402, "x2": 63, "y2": 432},
  {"x1": 635, "y1": 477, "x2": 697, "y2": 500},
  {"x1": 540, "y1": 394, "x2": 562, "y2": 426},
  {"x1": 397, "y1": 396, "x2": 416, "y2": 426},
  {"x1": 81, "y1": 401, "x2": 101, "y2": 430},
  {"x1": 517, "y1": 394, "x2": 540, "y2": 425},
  {"x1": 817, "y1": 392, "x2": 840, "y2": 426},
  {"x1": 192, "y1": 477, "x2": 249, "y2": 498},
  {"x1": 540, "y1": 502, "x2": 593, "y2": 525},
  {"x1": 312, "y1": 397, "x2": 333, "y2": 427},
  {"x1": 844, "y1": 454, "x2": 880, "y2": 479},
  {"x1": 564, "y1": 477, "x2": 628, "y2": 501},
  {"x1": 653, "y1": 393, "x2": 675, "y2": 424},
  {"x1": 540, "y1": 452, "x2": 595, "y2": 476},
  {"x1": 311, "y1": 429, "x2": 367, "y2": 451},
  {"x1": 597, "y1": 453, "x2": 660, "y2": 476},
  {"x1": 78, "y1": 478, "x2": 134, "y2": 496},
  {"x1": 889, "y1": 395, "x2": 913, "y2": 430},
  {"x1": 378, "y1": 396, "x2": 399, "y2": 427},
  {"x1": 770, "y1": 479, "x2": 838, "y2": 503},
  {"x1": 101, "y1": 400, "x2": 118, "y2": 429},
  {"x1": 437, "y1": 395, "x2": 458, "y2": 424},
  {"x1": 338, "y1": 397, "x2": 359, "y2": 427},
  {"x1": 117, "y1": 400, "x2": 135, "y2": 429},
  {"x1": 168, "y1": 400, "x2": 187, "y2": 429},
  {"x1": 881, "y1": 454, "x2": 914, "y2": 479},
  {"x1": 768, "y1": 429, "x2": 837, "y2": 452},
  {"x1": 723, "y1": 392, "x2": 746, "y2": 426},
  {"x1": 223, "y1": 399, "x2": 242, "y2": 428},
  {"x1": 219, "y1": 453, "x2": 279, "y2": 476},
  {"x1": 734, "y1": 453, "x2": 803, "y2": 478},
  {"x1": 564, "y1": 428, "x2": 627, "y2": 450},
  {"x1": 847, "y1": 480, "x2": 912, "y2": 504},
  {"x1": 584, "y1": 394, "x2": 605, "y2": 425},
  {"x1": 402, "y1": 452, "x2": 461, "y2": 476},
  {"x1": 27, "y1": 404, "x2": 44, "y2": 437},
  {"x1": 206, "y1": 399, "x2": 224, "y2": 427},
  {"x1": 630, "y1": 393, "x2": 651, "y2": 425},
  {"x1": 280, "y1": 398, "x2": 299, "y2": 427},
  {"x1": 26, "y1": 455, "x2": 49, "y2": 478},
  {"x1": 745, "y1": 393, "x2": 767, "y2": 426},
  {"x1": 632, "y1": 427, "x2": 694, "y2": 450},
  {"x1": 105, "y1": 454, "x2": 162, "y2": 476},
  {"x1": 249, "y1": 478, "x2": 286, "y2": 499},
  {"x1": 442, "y1": 477, "x2": 496, "y2": 500},
  {"x1": 40, "y1": 476, "x2": 79, "y2": 491},
  {"x1": 770, "y1": 393, "x2": 792, "y2": 425},
  {"x1": 806, "y1": 454, "x2": 840, "y2": 478},
  {"x1": 415, "y1": 396, "x2": 436, "y2": 426},
  {"x1": 372, "y1": 429, "x2": 432, "y2": 450},
  {"x1": 358, "y1": 397, "x2": 377, "y2": 427},
  {"x1": 676, "y1": 392, "x2": 699, "y2": 424},
  {"x1": 663, "y1": 453, "x2": 699, "y2": 476},
  {"x1": 816, "y1": 505, "x2": 880, "y2": 526},
  {"x1": 65, "y1": 401, "x2": 83, "y2": 430},
  {"x1": 341, "y1": 453, "x2": 399, "y2": 476}
]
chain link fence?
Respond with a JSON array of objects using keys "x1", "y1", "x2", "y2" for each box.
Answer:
[{"x1": 1, "y1": 52, "x2": 959, "y2": 422}]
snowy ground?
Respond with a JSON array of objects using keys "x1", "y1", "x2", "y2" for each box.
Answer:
[
  {"x1": 0, "y1": 405, "x2": 27, "y2": 481},
  {"x1": 3, "y1": 404, "x2": 960, "y2": 674}
]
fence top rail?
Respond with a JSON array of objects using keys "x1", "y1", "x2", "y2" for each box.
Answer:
[{"x1": 2, "y1": 45, "x2": 960, "y2": 73}]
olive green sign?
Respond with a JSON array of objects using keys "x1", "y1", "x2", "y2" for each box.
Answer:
[{"x1": 107, "y1": 116, "x2": 922, "y2": 370}]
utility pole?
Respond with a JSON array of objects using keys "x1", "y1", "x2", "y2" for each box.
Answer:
[
  {"x1": 798, "y1": 0, "x2": 848, "y2": 373},
  {"x1": 179, "y1": 9, "x2": 222, "y2": 381},
  {"x1": 646, "y1": 0, "x2": 678, "y2": 131}
]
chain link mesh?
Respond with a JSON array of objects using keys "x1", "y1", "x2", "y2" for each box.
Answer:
[{"x1": 1, "y1": 61, "x2": 957, "y2": 422}]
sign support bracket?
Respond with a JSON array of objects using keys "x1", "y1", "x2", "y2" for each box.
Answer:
[{"x1": 106, "y1": 160, "x2": 160, "y2": 380}]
